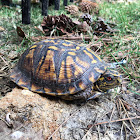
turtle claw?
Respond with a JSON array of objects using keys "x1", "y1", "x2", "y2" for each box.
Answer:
[{"x1": 87, "y1": 92, "x2": 106, "y2": 101}]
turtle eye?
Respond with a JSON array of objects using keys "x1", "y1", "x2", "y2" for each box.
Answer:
[{"x1": 106, "y1": 77, "x2": 112, "y2": 81}]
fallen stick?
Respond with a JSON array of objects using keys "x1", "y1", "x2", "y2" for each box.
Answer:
[
  {"x1": 93, "y1": 116, "x2": 140, "y2": 126},
  {"x1": 119, "y1": 98, "x2": 138, "y2": 137},
  {"x1": 82, "y1": 116, "x2": 140, "y2": 140},
  {"x1": 30, "y1": 36, "x2": 119, "y2": 43}
]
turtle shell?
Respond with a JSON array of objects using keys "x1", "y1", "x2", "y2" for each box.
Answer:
[{"x1": 10, "y1": 39, "x2": 107, "y2": 96}]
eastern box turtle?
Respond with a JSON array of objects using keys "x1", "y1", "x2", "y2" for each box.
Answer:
[{"x1": 10, "y1": 39, "x2": 121, "y2": 100}]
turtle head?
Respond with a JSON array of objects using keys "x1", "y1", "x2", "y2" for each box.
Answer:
[{"x1": 95, "y1": 69, "x2": 122, "y2": 92}]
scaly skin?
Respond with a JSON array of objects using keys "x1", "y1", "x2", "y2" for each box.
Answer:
[{"x1": 61, "y1": 69, "x2": 122, "y2": 100}]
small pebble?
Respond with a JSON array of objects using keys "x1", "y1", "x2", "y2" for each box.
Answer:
[
  {"x1": 6, "y1": 113, "x2": 12, "y2": 126},
  {"x1": 10, "y1": 131, "x2": 24, "y2": 139}
]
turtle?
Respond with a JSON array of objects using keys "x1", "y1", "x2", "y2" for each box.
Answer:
[{"x1": 10, "y1": 39, "x2": 121, "y2": 100}]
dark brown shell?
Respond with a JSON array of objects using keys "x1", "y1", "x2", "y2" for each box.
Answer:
[{"x1": 10, "y1": 39, "x2": 106, "y2": 96}]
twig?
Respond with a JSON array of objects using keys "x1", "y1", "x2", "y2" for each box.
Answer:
[
  {"x1": 106, "y1": 131, "x2": 112, "y2": 140},
  {"x1": 116, "y1": 99, "x2": 120, "y2": 116},
  {"x1": 82, "y1": 116, "x2": 140, "y2": 140},
  {"x1": 134, "y1": 136, "x2": 140, "y2": 140},
  {"x1": 121, "y1": 99, "x2": 140, "y2": 113},
  {"x1": 119, "y1": 98, "x2": 138, "y2": 137},
  {"x1": 0, "y1": 117, "x2": 12, "y2": 127},
  {"x1": 109, "y1": 106, "x2": 115, "y2": 121},
  {"x1": 97, "y1": 125, "x2": 101, "y2": 140},
  {"x1": 103, "y1": 106, "x2": 116, "y2": 137},
  {"x1": 82, "y1": 124, "x2": 93, "y2": 140},
  {"x1": 123, "y1": 121, "x2": 134, "y2": 134},
  {"x1": 116, "y1": 99, "x2": 136, "y2": 139},
  {"x1": 117, "y1": 99, "x2": 128, "y2": 140},
  {"x1": 47, "y1": 109, "x2": 80, "y2": 140},
  {"x1": 31, "y1": 36, "x2": 120, "y2": 44},
  {"x1": 0, "y1": 55, "x2": 9, "y2": 66},
  {"x1": 120, "y1": 123, "x2": 124, "y2": 140},
  {"x1": 123, "y1": 116, "x2": 127, "y2": 140}
]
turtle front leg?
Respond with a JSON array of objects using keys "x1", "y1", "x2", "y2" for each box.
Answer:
[
  {"x1": 61, "y1": 87, "x2": 107, "y2": 101},
  {"x1": 86, "y1": 91, "x2": 107, "y2": 100}
]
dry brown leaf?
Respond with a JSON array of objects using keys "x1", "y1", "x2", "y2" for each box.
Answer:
[
  {"x1": 0, "y1": 26, "x2": 5, "y2": 32},
  {"x1": 16, "y1": 26, "x2": 26, "y2": 38}
]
